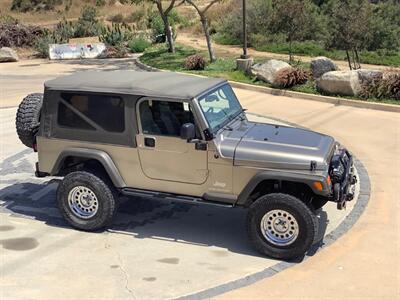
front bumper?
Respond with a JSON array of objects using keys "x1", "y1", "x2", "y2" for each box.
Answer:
[{"x1": 329, "y1": 149, "x2": 357, "y2": 210}]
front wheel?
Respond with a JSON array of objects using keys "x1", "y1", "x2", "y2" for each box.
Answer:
[{"x1": 247, "y1": 193, "x2": 317, "y2": 260}]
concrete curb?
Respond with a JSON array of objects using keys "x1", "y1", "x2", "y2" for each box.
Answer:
[
  {"x1": 135, "y1": 57, "x2": 400, "y2": 113},
  {"x1": 135, "y1": 58, "x2": 160, "y2": 72}
]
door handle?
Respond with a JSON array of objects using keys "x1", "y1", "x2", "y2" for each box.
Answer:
[{"x1": 144, "y1": 137, "x2": 156, "y2": 147}]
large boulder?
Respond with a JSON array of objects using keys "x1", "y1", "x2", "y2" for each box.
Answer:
[
  {"x1": 251, "y1": 60, "x2": 292, "y2": 85},
  {"x1": 310, "y1": 56, "x2": 338, "y2": 78},
  {"x1": 0, "y1": 47, "x2": 18, "y2": 62},
  {"x1": 317, "y1": 70, "x2": 362, "y2": 96}
]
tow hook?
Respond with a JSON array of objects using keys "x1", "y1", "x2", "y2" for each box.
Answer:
[{"x1": 337, "y1": 200, "x2": 346, "y2": 210}]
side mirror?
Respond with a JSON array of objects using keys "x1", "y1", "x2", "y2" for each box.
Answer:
[{"x1": 180, "y1": 123, "x2": 195, "y2": 141}]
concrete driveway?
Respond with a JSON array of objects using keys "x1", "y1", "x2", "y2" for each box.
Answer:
[{"x1": 0, "y1": 58, "x2": 398, "y2": 299}]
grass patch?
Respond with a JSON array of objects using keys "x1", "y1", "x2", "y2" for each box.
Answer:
[{"x1": 140, "y1": 44, "x2": 399, "y2": 105}]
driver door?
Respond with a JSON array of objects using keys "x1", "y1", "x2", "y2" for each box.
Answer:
[{"x1": 136, "y1": 98, "x2": 208, "y2": 185}]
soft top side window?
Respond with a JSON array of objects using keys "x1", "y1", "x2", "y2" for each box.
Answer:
[
  {"x1": 58, "y1": 93, "x2": 125, "y2": 133},
  {"x1": 139, "y1": 99, "x2": 197, "y2": 137}
]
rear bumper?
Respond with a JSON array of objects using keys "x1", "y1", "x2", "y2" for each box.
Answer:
[{"x1": 35, "y1": 162, "x2": 49, "y2": 178}]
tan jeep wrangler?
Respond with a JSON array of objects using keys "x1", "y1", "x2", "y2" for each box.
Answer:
[{"x1": 16, "y1": 71, "x2": 356, "y2": 260}]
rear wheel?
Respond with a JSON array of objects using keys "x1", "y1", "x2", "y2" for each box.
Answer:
[
  {"x1": 16, "y1": 93, "x2": 43, "y2": 148},
  {"x1": 247, "y1": 193, "x2": 317, "y2": 260},
  {"x1": 57, "y1": 171, "x2": 118, "y2": 231}
]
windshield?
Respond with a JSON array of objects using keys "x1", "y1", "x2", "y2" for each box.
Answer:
[{"x1": 198, "y1": 84, "x2": 242, "y2": 132}]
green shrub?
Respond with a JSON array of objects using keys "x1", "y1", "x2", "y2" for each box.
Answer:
[
  {"x1": 274, "y1": 67, "x2": 311, "y2": 88},
  {"x1": 128, "y1": 37, "x2": 151, "y2": 53},
  {"x1": 212, "y1": 33, "x2": 240, "y2": 45},
  {"x1": 100, "y1": 23, "x2": 135, "y2": 46},
  {"x1": 34, "y1": 30, "x2": 64, "y2": 58},
  {"x1": 74, "y1": 5, "x2": 103, "y2": 38},
  {"x1": 54, "y1": 19, "x2": 75, "y2": 41},
  {"x1": 184, "y1": 54, "x2": 206, "y2": 70},
  {"x1": 168, "y1": 9, "x2": 191, "y2": 28},
  {"x1": 150, "y1": 15, "x2": 166, "y2": 43},
  {"x1": 126, "y1": 4, "x2": 154, "y2": 29}
]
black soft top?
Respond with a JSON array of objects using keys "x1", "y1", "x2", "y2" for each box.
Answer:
[{"x1": 44, "y1": 70, "x2": 226, "y2": 100}]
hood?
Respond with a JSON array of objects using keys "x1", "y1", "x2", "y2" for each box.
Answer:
[{"x1": 217, "y1": 121, "x2": 335, "y2": 171}]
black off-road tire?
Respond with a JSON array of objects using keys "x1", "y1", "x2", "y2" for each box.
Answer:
[
  {"x1": 16, "y1": 93, "x2": 43, "y2": 148},
  {"x1": 57, "y1": 171, "x2": 118, "y2": 231},
  {"x1": 247, "y1": 193, "x2": 318, "y2": 260}
]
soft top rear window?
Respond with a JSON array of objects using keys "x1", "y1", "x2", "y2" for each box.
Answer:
[{"x1": 58, "y1": 93, "x2": 125, "y2": 133}]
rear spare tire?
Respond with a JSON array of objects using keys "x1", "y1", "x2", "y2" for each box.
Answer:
[{"x1": 16, "y1": 93, "x2": 43, "y2": 148}]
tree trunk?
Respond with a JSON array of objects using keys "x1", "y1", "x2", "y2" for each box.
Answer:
[
  {"x1": 351, "y1": 50, "x2": 357, "y2": 70},
  {"x1": 346, "y1": 50, "x2": 352, "y2": 70},
  {"x1": 163, "y1": 14, "x2": 175, "y2": 53},
  {"x1": 156, "y1": 3, "x2": 175, "y2": 53},
  {"x1": 354, "y1": 49, "x2": 361, "y2": 70},
  {"x1": 289, "y1": 38, "x2": 293, "y2": 62},
  {"x1": 200, "y1": 17, "x2": 216, "y2": 62}
]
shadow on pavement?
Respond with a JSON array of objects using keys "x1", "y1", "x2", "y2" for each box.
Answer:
[{"x1": 0, "y1": 181, "x2": 328, "y2": 260}]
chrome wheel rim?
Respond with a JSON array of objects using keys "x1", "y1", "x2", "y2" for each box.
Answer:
[
  {"x1": 67, "y1": 186, "x2": 99, "y2": 219},
  {"x1": 260, "y1": 209, "x2": 299, "y2": 246}
]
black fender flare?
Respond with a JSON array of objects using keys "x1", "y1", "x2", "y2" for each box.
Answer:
[
  {"x1": 236, "y1": 171, "x2": 330, "y2": 206},
  {"x1": 51, "y1": 147, "x2": 126, "y2": 188}
]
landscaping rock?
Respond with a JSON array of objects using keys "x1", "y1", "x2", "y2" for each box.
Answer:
[
  {"x1": 251, "y1": 60, "x2": 292, "y2": 85},
  {"x1": 317, "y1": 70, "x2": 362, "y2": 96},
  {"x1": 310, "y1": 56, "x2": 338, "y2": 78},
  {"x1": 0, "y1": 47, "x2": 18, "y2": 62}
]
